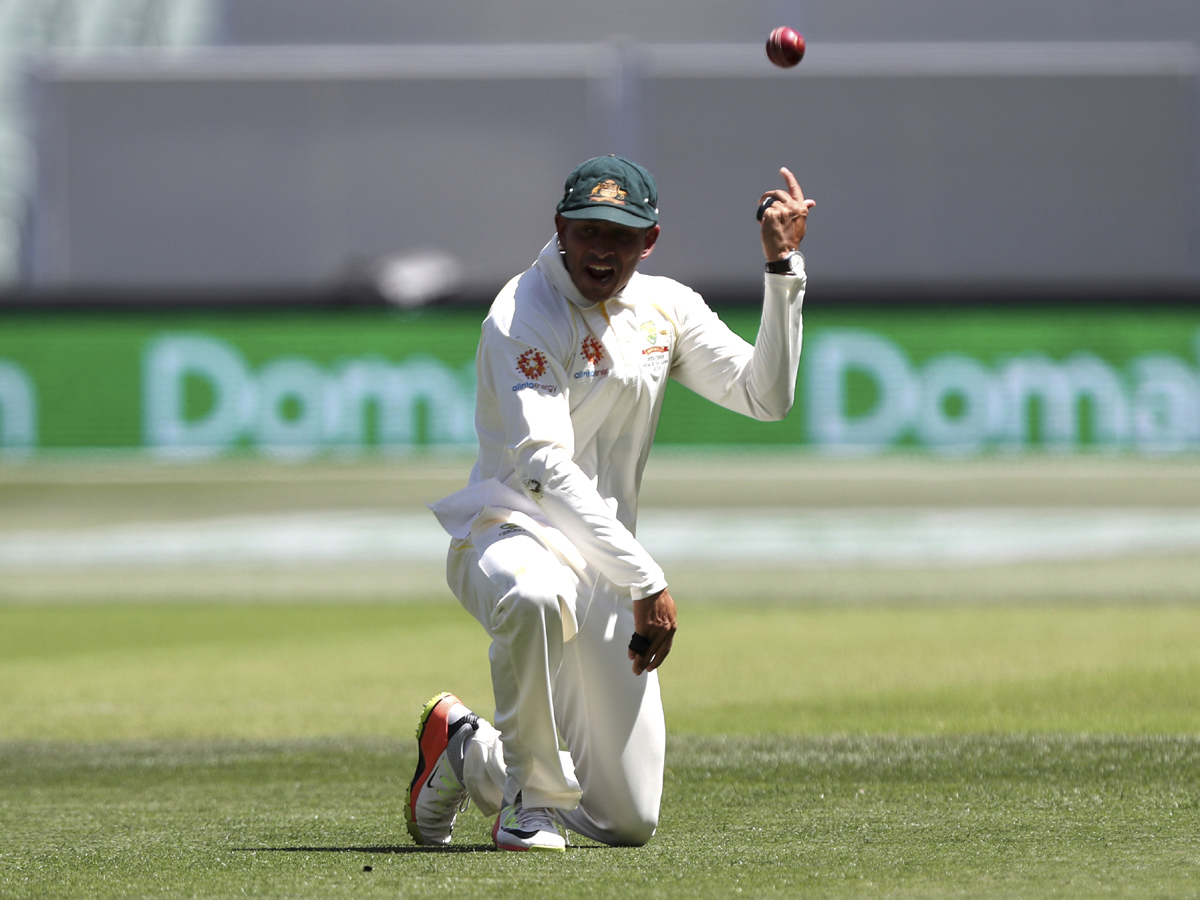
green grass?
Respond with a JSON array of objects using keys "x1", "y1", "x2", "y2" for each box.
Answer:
[
  {"x1": 3, "y1": 602, "x2": 1200, "y2": 740},
  {"x1": 3, "y1": 734, "x2": 1198, "y2": 899},
  {"x1": 3, "y1": 600, "x2": 1200, "y2": 898},
  {"x1": 3, "y1": 456, "x2": 1200, "y2": 898}
]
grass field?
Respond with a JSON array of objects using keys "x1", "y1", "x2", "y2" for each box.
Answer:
[{"x1": 2, "y1": 454, "x2": 1199, "y2": 898}]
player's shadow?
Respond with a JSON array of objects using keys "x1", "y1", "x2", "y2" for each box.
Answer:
[
  {"x1": 233, "y1": 845, "x2": 495, "y2": 854},
  {"x1": 233, "y1": 844, "x2": 601, "y2": 853}
]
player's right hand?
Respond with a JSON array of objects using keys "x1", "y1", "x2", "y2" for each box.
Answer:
[
  {"x1": 630, "y1": 588, "x2": 677, "y2": 676},
  {"x1": 759, "y1": 166, "x2": 815, "y2": 260}
]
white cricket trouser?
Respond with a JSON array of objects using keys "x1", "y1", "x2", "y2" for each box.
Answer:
[{"x1": 445, "y1": 518, "x2": 666, "y2": 847}]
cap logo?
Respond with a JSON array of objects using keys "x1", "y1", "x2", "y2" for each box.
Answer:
[
  {"x1": 588, "y1": 179, "x2": 627, "y2": 206},
  {"x1": 557, "y1": 157, "x2": 658, "y2": 226}
]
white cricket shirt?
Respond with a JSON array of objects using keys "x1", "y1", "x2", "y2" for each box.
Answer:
[{"x1": 430, "y1": 238, "x2": 806, "y2": 603}]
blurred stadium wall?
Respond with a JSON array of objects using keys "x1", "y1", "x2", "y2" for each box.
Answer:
[{"x1": 1, "y1": 1, "x2": 1200, "y2": 459}]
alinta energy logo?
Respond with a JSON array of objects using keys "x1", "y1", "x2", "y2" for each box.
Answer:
[
  {"x1": 581, "y1": 336, "x2": 604, "y2": 366},
  {"x1": 516, "y1": 349, "x2": 548, "y2": 380},
  {"x1": 576, "y1": 335, "x2": 609, "y2": 380}
]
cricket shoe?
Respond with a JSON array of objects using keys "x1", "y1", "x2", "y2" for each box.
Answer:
[
  {"x1": 405, "y1": 692, "x2": 479, "y2": 846},
  {"x1": 492, "y1": 792, "x2": 567, "y2": 852}
]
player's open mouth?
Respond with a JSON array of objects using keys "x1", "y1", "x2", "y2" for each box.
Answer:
[{"x1": 585, "y1": 264, "x2": 615, "y2": 284}]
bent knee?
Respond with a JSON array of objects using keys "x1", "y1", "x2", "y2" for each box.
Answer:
[
  {"x1": 492, "y1": 579, "x2": 566, "y2": 632},
  {"x1": 581, "y1": 809, "x2": 658, "y2": 848},
  {"x1": 609, "y1": 818, "x2": 657, "y2": 847}
]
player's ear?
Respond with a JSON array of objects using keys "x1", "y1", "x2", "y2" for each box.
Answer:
[
  {"x1": 554, "y1": 214, "x2": 569, "y2": 251},
  {"x1": 640, "y1": 225, "x2": 661, "y2": 260}
]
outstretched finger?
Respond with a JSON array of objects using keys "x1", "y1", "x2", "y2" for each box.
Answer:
[{"x1": 780, "y1": 166, "x2": 805, "y2": 202}]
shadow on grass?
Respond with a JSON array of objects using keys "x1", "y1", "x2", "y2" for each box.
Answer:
[
  {"x1": 233, "y1": 844, "x2": 602, "y2": 854},
  {"x1": 233, "y1": 845, "x2": 495, "y2": 854}
]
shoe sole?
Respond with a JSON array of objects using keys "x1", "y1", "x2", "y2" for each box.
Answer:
[{"x1": 405, "y1": 691, "x2": 459, "y2": 845}]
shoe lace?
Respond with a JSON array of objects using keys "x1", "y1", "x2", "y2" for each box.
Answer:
[
  {"x1": 431, "y1": 764, "x2": 471, "y2": 815},
  {"x1": 550, "y1": 809, "x2": 571, "y2": 846},
  {"x1": 503, "y1": 794, "x2": 556, "y2": 832}
]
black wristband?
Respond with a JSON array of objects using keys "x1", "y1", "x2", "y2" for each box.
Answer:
[{"x1": 766, "y1": 250, "x2": 802, "y2": 275}]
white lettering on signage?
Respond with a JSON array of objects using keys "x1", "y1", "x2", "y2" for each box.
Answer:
[
  {"x1": 143, "y1": 334, "x2": 476, "y2": 459},
  {"x1": 806, "y1": 329, "x2": 1200, "y2": 456},
  {"x1": 0, "y1": 360, "x2": 36, "y2": 457}
]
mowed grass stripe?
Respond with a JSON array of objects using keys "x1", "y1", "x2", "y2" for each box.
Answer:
[
  {"x1": 2, "y1": 602, "x2": 1199, "y2": 740},
  {"x1": 2, "y1": 735, "x2": 1197, "y2": 900}
]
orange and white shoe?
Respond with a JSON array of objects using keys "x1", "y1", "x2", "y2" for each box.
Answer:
[{"x1": 405, "y1": 692, "x2": 479, "y2": 846}]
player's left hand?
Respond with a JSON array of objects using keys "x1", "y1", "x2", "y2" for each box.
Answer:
[
  {"x1": 758, "y1": 166, "x2": 815, "y2": 261},
  {"x1": 630, "y1": 588, "x2": 677, "y2": 676}
]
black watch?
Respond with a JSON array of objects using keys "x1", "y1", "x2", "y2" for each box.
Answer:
[{"x1": 766, "y1": 250, "x2": 804, "y2": 275}]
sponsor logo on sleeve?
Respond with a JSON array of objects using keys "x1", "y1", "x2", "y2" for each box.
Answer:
[
  {"x1": 513, "y1": 348, "x2": 557, "y2": 394},
  {"x1": 517, "y1": 349, "x2": 547, "y2": 379}
]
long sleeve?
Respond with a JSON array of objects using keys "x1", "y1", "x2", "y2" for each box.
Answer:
[{"x1": 668, "y1": 270, "x2": 806, "y2": 420}]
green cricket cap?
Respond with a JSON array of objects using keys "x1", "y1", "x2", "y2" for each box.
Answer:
[{"x1": 556, "y1": 155, "x2": 659, "y2": 229}]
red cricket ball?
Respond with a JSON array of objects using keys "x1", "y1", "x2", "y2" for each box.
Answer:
[{"x1": 766, "y1": 26, "x2": 805, "y2": 68}]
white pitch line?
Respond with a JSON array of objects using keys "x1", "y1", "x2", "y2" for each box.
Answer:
[
  {"x1": 639, "y1": 509, "x2": 1200, "y2": 568},
  {"x1": 3, "y1": 509, "x2": 1200, "y2": 570}
]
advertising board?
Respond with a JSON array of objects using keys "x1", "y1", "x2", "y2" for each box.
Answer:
[{"x1": 1, "y1": 306, "x2": 1197, "y2": 458}]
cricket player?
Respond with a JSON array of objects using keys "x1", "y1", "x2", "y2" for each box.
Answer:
[{"x1": 408, "y1": 155, "x2": 813, "y2": 851}]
